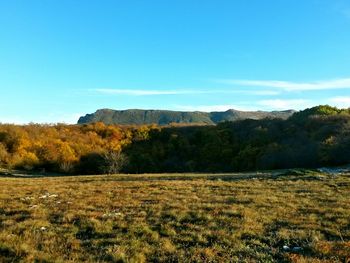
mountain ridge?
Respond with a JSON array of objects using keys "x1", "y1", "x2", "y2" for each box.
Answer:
[{"x1": 78, "y1": 108, "x2": 296, "y2": 125}]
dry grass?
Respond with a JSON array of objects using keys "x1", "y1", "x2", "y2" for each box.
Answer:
[{"x1": 0, "y1": 172, "x2": 349, "y2": 262}]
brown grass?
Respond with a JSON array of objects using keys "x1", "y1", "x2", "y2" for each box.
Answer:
[{"x1": 0, "y1": 172, "x2": 349, "y2": 262}]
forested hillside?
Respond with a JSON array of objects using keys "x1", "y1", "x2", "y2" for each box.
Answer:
[
  {"x1": 0, "y1": 106, "x2": 349, "y2": 174},
  {"x1": 78, "y1": 108, "x2": 294, "y2": 125}
]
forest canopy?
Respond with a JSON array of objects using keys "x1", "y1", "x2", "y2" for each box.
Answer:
[{"x1": 0, "y1": 105, "x2": 349, "y2": 174}]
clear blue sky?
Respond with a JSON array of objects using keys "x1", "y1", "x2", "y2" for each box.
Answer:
[{"x1": 1, "y1": 0, "x2": 350, "y2": 123}]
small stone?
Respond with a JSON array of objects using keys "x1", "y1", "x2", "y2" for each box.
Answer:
[{"x1": 292, "y1": 247, "x2": 303, "y2": 252}]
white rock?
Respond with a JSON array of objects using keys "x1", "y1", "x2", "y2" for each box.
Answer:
[{"x1": 283, "y1": 245, "x2": 290, "y2": 251}]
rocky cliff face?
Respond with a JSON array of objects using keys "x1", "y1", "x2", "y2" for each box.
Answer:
[{"x1": 78, "y1": 108, "x2": 295, "y2": 125}]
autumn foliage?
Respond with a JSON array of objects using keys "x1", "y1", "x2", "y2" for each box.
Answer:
[
  {"x1": 0, "y1": 122, "x2": 157, "y2": 174},
  {"x1": 0, "y1": 105, "x2": 350, "y2": 175}
]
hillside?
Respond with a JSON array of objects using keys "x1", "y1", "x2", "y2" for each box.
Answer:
[
  {"x1": 77, "y1": 108, "x2": 295, "y2": 125},
  {"x1": 1, "y1": 105, "x2": 349, "y2": 175}
]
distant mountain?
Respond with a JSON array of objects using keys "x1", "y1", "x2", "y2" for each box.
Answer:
[{"x1": 78, "y1": 108, "x2": 295, "y2": 125}]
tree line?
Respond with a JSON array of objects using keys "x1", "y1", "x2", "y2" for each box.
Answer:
[
  {"x1": 0, "y1": 105, "x2": 350, "y2": 174},
  {"x1": 0, "y1": 122, "x2": 157, "y2": 174}
]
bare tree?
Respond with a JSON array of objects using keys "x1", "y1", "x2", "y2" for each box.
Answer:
[{"x1": 103, "y1": 150, "x2": 127, "y2": 174}]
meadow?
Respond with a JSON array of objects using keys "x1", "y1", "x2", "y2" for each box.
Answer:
[{"x1": 0, "y1": 171, "x2": 349, "y2": 262}]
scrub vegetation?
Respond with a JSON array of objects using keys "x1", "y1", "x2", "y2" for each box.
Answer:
[{"x1": 1, "y1": 172, "x2": 349, "y2": 262}]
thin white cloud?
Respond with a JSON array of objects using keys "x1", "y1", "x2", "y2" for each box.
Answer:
[
  {"x1": 94, "y1": 88, "x2": 280, "y2": 96},
  {"x1": 329, "y1": 96, "x2": 350, "y2": 108},
  {"x1": 0, "y1": 113, "x2": 83, "y2": 125},
  {"x1": 250, "y1": 90, "x2": 280, "y2": 95},
  {"x1": 336, "y1": 1, "x2": 350, "y2": 19},
  {"x1": 174, "y1": 104, "x2": 256, "y2": 112},
  {"x1": 0, "y1": 116, "x2": 28, "y2": 125},
  {"x1": 218, "y1": 78, "x2": 350, "y2": 91},
  {"x1": 55, "y1": 113, "x2": 84, "y2": 124},
  {"x1": 258, "y1": 99, "x2": 311, "y2": 110},
  {"x1": 30, "y1": 112, "x2": 84, "y2": 124},
  {"x1": 95, "y1": 88, "x2": 208, "y2": 96}
]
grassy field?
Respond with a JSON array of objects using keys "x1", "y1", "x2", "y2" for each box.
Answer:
[{"x1": 0, "y1": 172, "x2": 349, "y2": 262}]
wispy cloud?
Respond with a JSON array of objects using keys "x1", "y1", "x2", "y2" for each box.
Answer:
[
  {"x1": 94, "y1": 88, "x2": 279, "y2": 96},
  {"x1": 0, "y1": 116, "x2": 28, "y2": 125},
  {"x1": 329, "y1": 96, "x2": 350, "y2": 108},
  {"x1": 94, "y1": 88, "x2": 197, "y2": 96},
  {"x1": 0, "y1": 113, "x2": 83, "y2": 125},
  {"x1": 250, "y1": 90, "x2": 280, "y2": 95},
  {"x1": 258, "y1": 99, "x2": 311, "y2": 110},
  {"x1": 335, "y1": 0, "x2": 350, "y2": 19},
  {"x1": 218, "y1": 78, "x2": 350, "y2": 91}
]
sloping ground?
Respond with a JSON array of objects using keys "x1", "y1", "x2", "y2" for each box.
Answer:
[
  {"x1": 0, "y1": 172, "x2": 349, "y2": 262},
  {"x1": 78, "y1": 108, "x2": 294, "y2": 125}
]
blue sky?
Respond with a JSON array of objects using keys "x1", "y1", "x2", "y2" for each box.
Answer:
[{"x1": 1, "y1": 0, "x2": 350, "y2": 123}]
